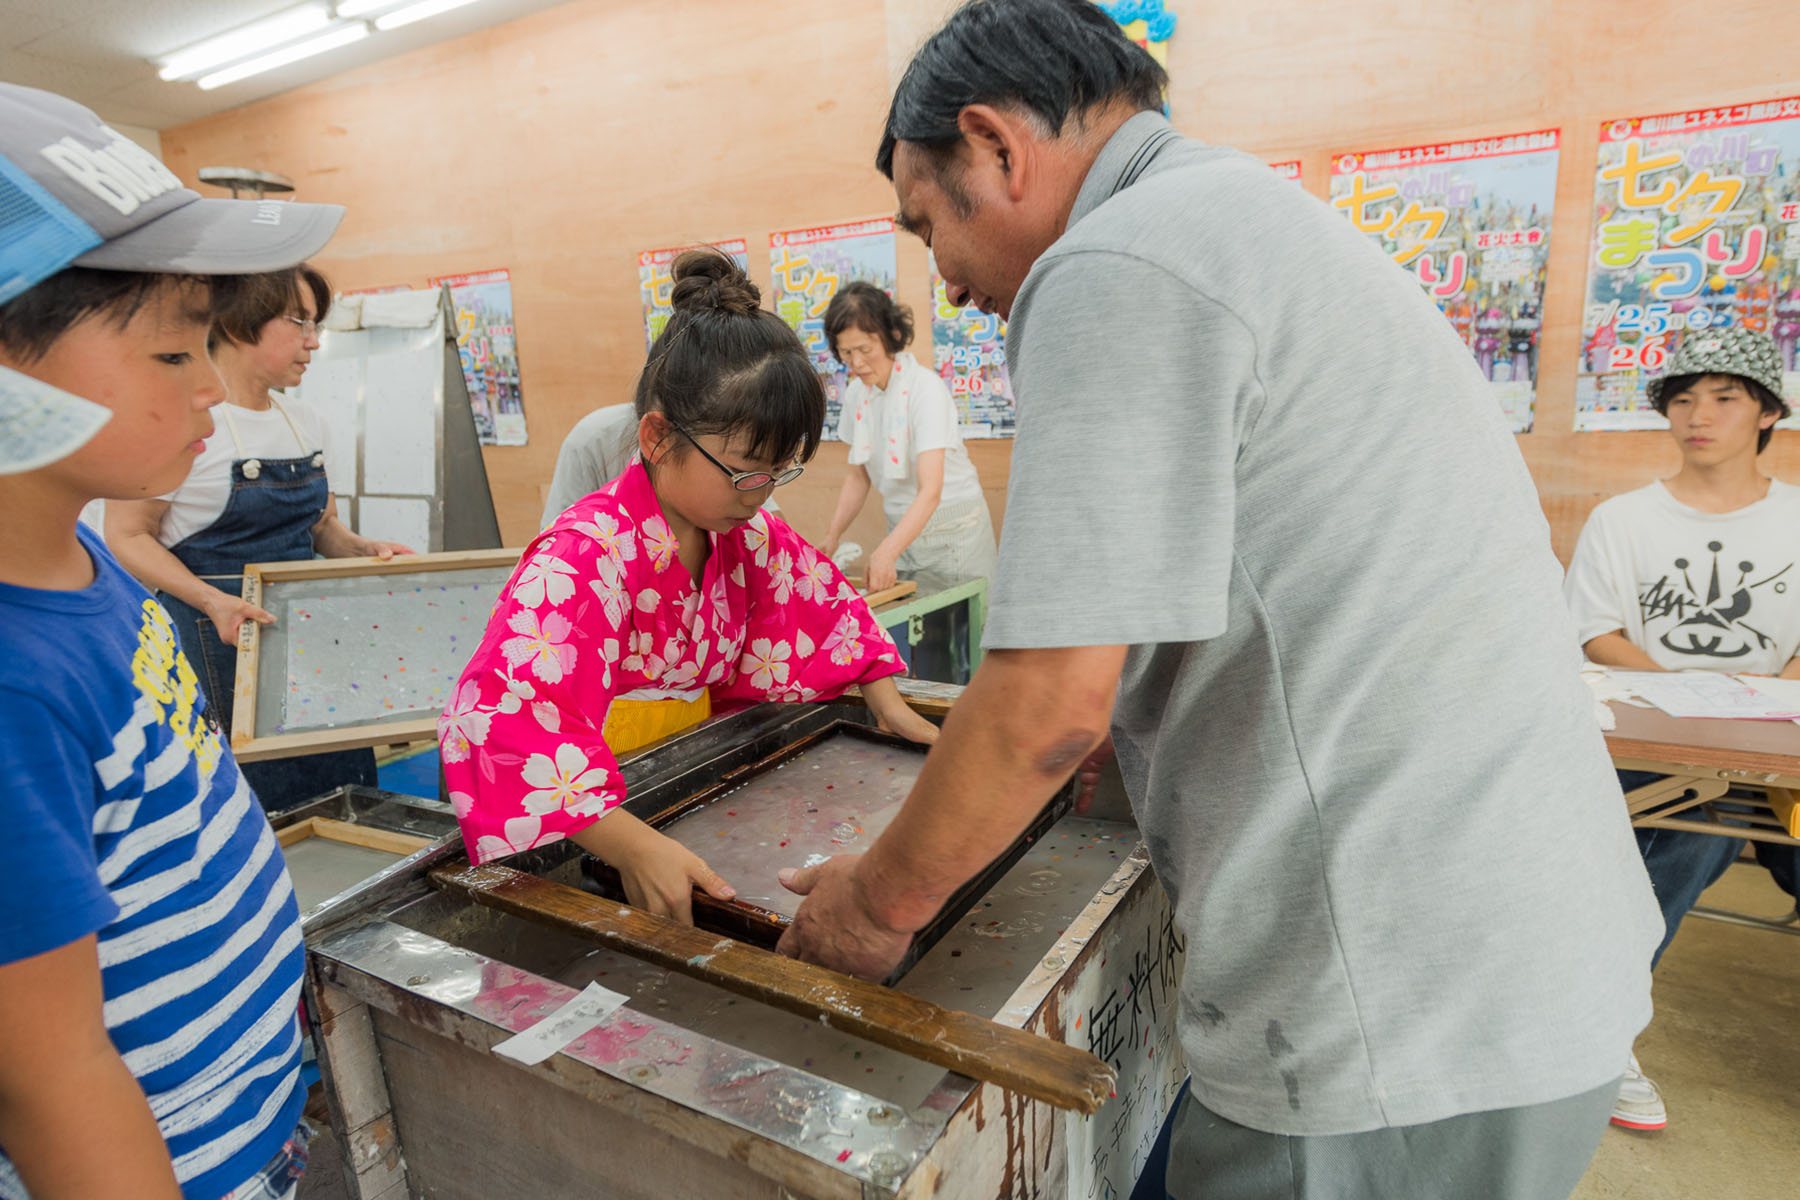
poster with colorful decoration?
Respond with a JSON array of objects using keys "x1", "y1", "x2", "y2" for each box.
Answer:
[
  {"x1": 1270, "y1": 160, "x2": 1302, "y2": 183},
  {"x1": 1331, "y1": 130, "x2": 1560, "y2": 434},
  {"x1": 430, "y1": 268, "x2": 528, "y2": 446},
  {"x1": 1097, "y1": 1, "x2": 1176, "y2": 68},
  {"x1": 930, "y1": 255, "x2": 1015, "y2": 438},
  {"x1": 638, "y1": 238, "x2": 750, "y2": 351},
  {"x1": 1576, "y1": 96, "x2": 1800, "y2": 431},
  {"x1": 769, "y1": 217, "x2": 899, "y2": 433}
]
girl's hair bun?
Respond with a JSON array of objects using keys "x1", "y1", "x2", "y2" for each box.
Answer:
[{"x1": 669, "y1": 248, "x2": 760, "y2": 316}]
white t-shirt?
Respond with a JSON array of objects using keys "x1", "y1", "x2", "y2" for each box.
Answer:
[
  {"x1": 1566, "y1": 479, "x2": 1800, "y2": 675},
  {"x1": 836, "y1": 351, "x2": 984, "y2": 526},
  {"x1": 158, "y1": 399, "x2": 329, "y2": 548}
]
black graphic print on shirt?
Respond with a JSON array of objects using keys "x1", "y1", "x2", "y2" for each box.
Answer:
[{"x1": 1639, "y1": 540, "x2": 1793, "y2": 661}]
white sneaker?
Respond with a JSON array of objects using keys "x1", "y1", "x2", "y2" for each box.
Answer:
[{"x1": 1611, "y1": 1053, "x2": 1667, "y2": 1131}]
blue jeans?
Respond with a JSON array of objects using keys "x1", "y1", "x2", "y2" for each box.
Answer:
[{"x1": 1619, "y1": 770, "x2": 1800, "y2": 967}]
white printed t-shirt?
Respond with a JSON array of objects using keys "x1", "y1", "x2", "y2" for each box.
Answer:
[
  {"x1": 1565, "y1": 479, "x2": 1800, "y2": 676},
  {"x1": 158, "y1": 399, "x2": 329, "y2": 548},
  {"x1": 837, "y1": 351, "x2": 984, "y2": 527}
]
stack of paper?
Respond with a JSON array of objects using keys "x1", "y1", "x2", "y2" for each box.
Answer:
[{"x1": 1608, "y1": 670, "x2": 1800, "y2": 721}]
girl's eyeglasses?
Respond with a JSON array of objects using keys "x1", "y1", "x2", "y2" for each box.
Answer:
[{"x1": 667, "y1": 418, "x2": 804, "y2": 491}]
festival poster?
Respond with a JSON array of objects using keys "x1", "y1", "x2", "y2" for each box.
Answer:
[
  {"x1": 1270, "y1": 160, "x2": 1302, "y2": 183},
  {"x1": 1331, "y1": 130, "x2": 1560, "y2": 434},
  {"x1": 930, "y1": 255, "x2": 1015, "y2": 438},
  {"x1": 1576, "y1": 96, "x2": 1800, "y2": 431},
  {"x1": 430, "y1": 268, "x2": 528, "y2": 446},
  {"x1": 638, "y1": 238, "x2": 750, "y2": 351},
  {"x1": 769, "y1": 217, "x2": 899, "y2": 433}
]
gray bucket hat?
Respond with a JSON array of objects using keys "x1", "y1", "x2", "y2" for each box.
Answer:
[{"x1": 1646, "y1": 326, "x2": 1789, "y2": 413}]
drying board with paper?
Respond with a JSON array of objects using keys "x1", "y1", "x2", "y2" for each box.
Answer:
[
  {"x1": 289, "y1": 285, "x2": 501, "y2": 553},
  {"x1": 232, "y1": 549, "x2": 519, "y2": 762}
]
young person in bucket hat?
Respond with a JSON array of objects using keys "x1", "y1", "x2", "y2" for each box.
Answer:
[
  {"x1": 0, "y1": 82, "x2": 342, "y2": 1198},
  {"x1": 1565, "y1": 324, "x2": 1800, "y2": 1132}
]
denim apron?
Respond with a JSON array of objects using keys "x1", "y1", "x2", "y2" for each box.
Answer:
[{"x1": 159, "y1": 399, "x2": 377, "y2": 811}]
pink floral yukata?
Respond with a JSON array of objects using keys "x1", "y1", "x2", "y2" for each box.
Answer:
[{"x1": 439, "y1": 459, "x2": 904, "y2": 864}]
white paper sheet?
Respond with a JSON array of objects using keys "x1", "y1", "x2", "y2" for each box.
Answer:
[
  {"x1": 356, "y1": 496, "x2": 431, "y2": 552},
  {"x1": 362, "y1": 348, "x2": 439, "y2": 496},
  {"x1": 1611, "y1": 670, "x2": 1800, "y2": 720},
  {"x1": 491, "y1": 981, "x2": 630, "y2": 1066}
]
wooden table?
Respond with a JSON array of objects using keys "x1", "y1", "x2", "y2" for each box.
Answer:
[{"x1": 1605, "y1": 702, "x2": 1800, "y2": 936}]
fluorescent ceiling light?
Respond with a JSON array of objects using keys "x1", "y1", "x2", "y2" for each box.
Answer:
[
  {"x1": 374, "y1": 0, "x2": 484, "y2": 33},
  {"x1": 196, "y1": 22, "x2": 371, "y2": 90},
  {"x1": 334, "y1": 0, "x2": 402, "y2": 16},
  {"x1": 157, "y1": 4, "x2": 333, "y2": 81}
]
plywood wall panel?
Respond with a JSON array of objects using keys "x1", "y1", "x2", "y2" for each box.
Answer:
[{"x1": 161, "y1": 0, "x2": 1800, "y2": 560}]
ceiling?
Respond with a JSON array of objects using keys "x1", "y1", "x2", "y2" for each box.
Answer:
[{"x1": 0, "y1": 0, "x2": 575, "y2": 130}]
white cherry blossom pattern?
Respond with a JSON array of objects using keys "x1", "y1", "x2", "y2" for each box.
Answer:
[
  {"x1": 519, "y1": 743, "x2": 612, "y2": 816},
  {"x1": 573, "y1": 510, "x2": 638, "y2": 564},
  {"x1": 474, "y1": 814, "x2": 551, "y2": 863},
  {"x1": 502, "y1": 608, "x2": 578, "y2": 684},
  {"x1": 438, "y1": 680, "x2": 492, "y2": 764},
  {"x1": 741, "y1": 637, "x2": 792, "y2": 690},
  {"x1": 512, "y1": 552, "x2": 578, "y2": 609},
  {"x1": 823, "y1": 611, "x2": 865, "y2": 666},
  {"x1": 743, "y1": 515, "x2": 771, "y2": 567},
  {"x1": 641, "y1": 514, "x2": 680, "y2": 573},
  {"x1": 589, "y1": 556, "x2": 630, "y2": 625},
  {"x1": 794, "y1": 548, "x2": 834, "y2": 602},
  {"x1": 770, "y1": 549, "x2": 795, "y2": 605},
  {"x1": 492, "y1": 669, "x2": 536, "y2": 714}
]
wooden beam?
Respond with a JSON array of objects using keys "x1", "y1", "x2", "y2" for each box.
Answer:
[
  {"x1": 427, "y1": 863, "x2": 1116, "y2": 1115},
  {"x1": 859, "y1": 580, "x2": 918, "y2": 608}
]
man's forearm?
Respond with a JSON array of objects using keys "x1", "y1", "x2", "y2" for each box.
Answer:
[{"x1": 855, "y1": 646, "x2": 1124, "y2": 932}]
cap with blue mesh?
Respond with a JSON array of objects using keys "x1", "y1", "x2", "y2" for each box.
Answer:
[
  {"x1": 0, "y1": 154, "x2": 102, "y2": 304},
  {"x1": 0, "y1": 83, "x2": 344, "y2": 304}
]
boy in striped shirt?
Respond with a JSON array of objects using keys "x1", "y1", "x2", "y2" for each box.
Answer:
[{"x1": 0, "y1": 84, "x2": 344, "y2": 1199}]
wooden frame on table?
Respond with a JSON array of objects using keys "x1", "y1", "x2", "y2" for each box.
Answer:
[
  {"x1": 231, "y1": 548, "x2": 521, "y2": 764},
  {"x1": 276, "y1": 816, "x2": 437, "y2": 857}
]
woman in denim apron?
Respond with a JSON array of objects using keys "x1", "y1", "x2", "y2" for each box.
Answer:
[{"x1": 108, "y1": 265, "x2": 414, "y2": 809}]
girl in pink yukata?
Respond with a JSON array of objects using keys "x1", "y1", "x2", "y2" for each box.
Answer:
[{"x1": 440, "y1": 250, "x2": 938, "y2": 923}]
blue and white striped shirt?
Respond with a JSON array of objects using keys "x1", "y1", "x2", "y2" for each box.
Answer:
[{"x1": 0, "y1": 527, "x2": 304, "y2": 1199}]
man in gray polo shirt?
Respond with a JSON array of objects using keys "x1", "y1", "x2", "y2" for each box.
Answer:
[{"x1": 778, "y1": 1, "x2": 1661, "y2": 1194}]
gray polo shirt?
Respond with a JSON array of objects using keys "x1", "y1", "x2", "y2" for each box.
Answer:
[{"x1": 990, "y1": 112, "x2": 1660, "y2": 1135}]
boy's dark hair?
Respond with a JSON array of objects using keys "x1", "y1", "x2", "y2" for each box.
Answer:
[
  {"x1": 211, "y1": 263, "x2": 333, "y2": 348},
  {"x1": 824, "y1": 282, "x2": 915, "y2": 358},
  {"x1": 877, "y1": 0, "x2": 1168, "y2": 182},
  {"x1": 1650, "y1": 372, "x2": 1788, "y2": 453},
  {"x1": 634, "y1": 249, "x2": 825, "y2": 465},
  {"x1": 0, "y1": 268, "x2": 207, "y2": 364}
]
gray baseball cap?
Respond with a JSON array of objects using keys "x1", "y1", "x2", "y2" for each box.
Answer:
[
  {"x1": 1646, "y1": 325, "x2": 1790, "y2": 414},
  {"x1": 0, "y1": 82, "x2": 345, "y2": 305},
  {"x1": 0, "y1": 364, "x2": 112, "y2": 475}
]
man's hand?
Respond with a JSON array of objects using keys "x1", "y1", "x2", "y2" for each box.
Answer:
[{"x1": 776, "y1": 855, "x2": 913, "y2": 981}]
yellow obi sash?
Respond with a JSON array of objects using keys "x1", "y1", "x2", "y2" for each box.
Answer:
[{"x1": 600, "y1": 691, "x2": 712, "y2": 756}]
